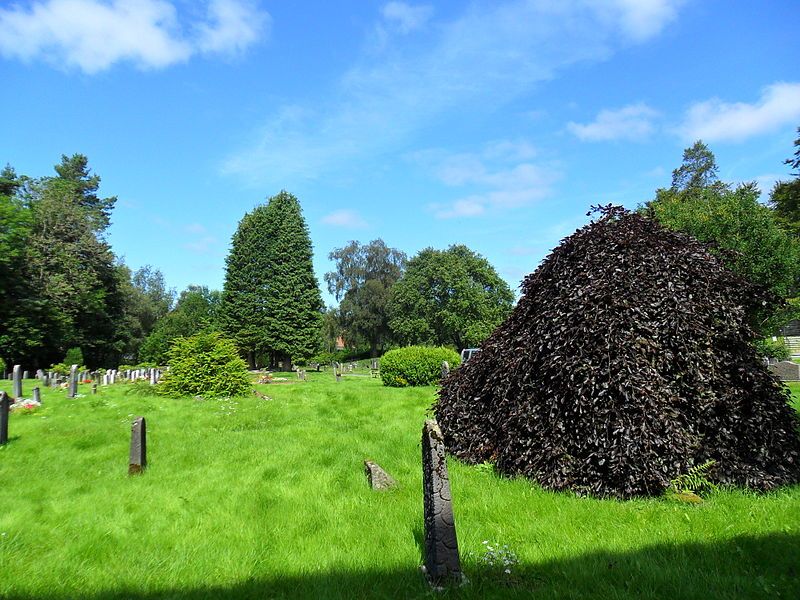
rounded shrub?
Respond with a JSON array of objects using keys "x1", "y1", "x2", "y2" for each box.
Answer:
[
  {"x1": 380, "y1": 346, "x2": 460, "y2": 387},
  {"x1": 158, "y1": 332, "x2": 251, "y2": 398}
]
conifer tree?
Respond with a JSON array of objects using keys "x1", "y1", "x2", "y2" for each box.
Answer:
[{"x1": 221, "y1": 191, "x2": 323, "y2": 368}]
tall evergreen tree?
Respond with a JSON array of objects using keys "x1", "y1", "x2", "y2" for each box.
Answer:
[
  {"x1": 24, "y1": 156, "x2": 125, "y2": 367},
  {"x1": 221, "y1": 191, "x2": 322, "y2": 368}
]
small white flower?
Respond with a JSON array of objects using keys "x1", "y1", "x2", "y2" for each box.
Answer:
[{"x1": 504, "y1": 568, "x2": 511, "y2": 574}]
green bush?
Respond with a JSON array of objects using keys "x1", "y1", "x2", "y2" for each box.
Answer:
[
  {"x1": 754, "y1": 337, "x2": 791, "y2": 361},
  {"x1": 0, "y1": 358, "x2": 5, "y2": 376},
  {"x1": 64, "y1": 347, "x2": 84, "y2": 366},
  {"x1": 380, "y1": 346, "x2": 460, "y2": 387},
  {"x1": 158, "y1": 332, "x2": 251, "y2": 398},
  {"x1": 48, "y1": 362, "x2": 88, "y2": 375}
]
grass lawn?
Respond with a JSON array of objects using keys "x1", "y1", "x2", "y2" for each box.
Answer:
[{"x1": 0, "y1": 371, "x2": 798, "y2": 599}]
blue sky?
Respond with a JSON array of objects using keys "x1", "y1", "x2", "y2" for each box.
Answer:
[{"x1": 2, "y1": 0, "x2": 799, "y2": 305}]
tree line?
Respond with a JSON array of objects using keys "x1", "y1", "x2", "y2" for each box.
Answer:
[{"x1": 2, "y1": 129, "x2": 799, "y2": 370}]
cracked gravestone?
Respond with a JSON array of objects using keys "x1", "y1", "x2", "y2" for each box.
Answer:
[
  {"x1": 129, "y1": 417, "x2": 147, "y2": 475},
  {"x1": 421, "y1": 419, "x2": 463, "y2": 587},
  {"x1": 364, "y1": 460, "x2": 397, "y2": 491}
]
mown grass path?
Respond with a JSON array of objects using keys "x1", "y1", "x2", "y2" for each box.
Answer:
[{"x1": 0, "y1": 373, "x2": 798, "y2": 599}]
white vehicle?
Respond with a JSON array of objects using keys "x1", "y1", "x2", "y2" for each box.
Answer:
[{"x1": 460, "y1": 348, "x2": 482, "y2": 362}]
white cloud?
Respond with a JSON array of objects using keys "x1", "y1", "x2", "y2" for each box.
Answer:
[
  {"x1": 196, "y1": 0, "x2": 268, "y2": 55},
  {"x1": 567, "y1": 103, "x2": 659, "y2": 141},
  {"x1": 321, "y1": 209, "x2": 369, "y2": 228},
  {"x1": 421, "y1": 141, "x2": 560, "y2": 219},
  {"x1": 223, "y1": 0, "x2": 685, "y2": 186},
  {"x1": 381, "y1": 2, "x2": 433, "y2": 34},
  {"x1": 679, "y1": 82, "x2": 800, "y2": 143},
  {"x1": 0, "y1": 0, "x2": 268, "y2": 73},
  {"x1": 609, "y1": 0, "x2": 684, "y2": 42}
]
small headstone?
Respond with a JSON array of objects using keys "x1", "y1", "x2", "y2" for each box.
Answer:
[
  {"x1": 32, "y1": 387, "x2": 41, "y2": 404},
  {"x1": 441, "y1": 361, "x2": 450, "y2": 379},
  {"x1": 22, "y1": 370, "x2": 29, "y2": 380},
  {"x1": 150, "y1": 370, "x2": 156, "y2": 385},
  {"x1": 364, "y1": 460, "x2": 397, "y2": 491},
  {"x1": 0, "y1": 391, "x2": 10, "y2": 445},
  {"x1": 12, "y1": 365, "x2": 22, "y2": 399},
  {"x1": 128, "y1": 417, "x2": 147, "y2": 475},
  {"x1": 92, "y1": 383, "x2": 97, "y2": 394},
  {"x1": 68, "y1": 364, "x2": 78, "y2": 398},
  {"x1": 421, "y1": 419, "x2": 463, "y2": 588}
]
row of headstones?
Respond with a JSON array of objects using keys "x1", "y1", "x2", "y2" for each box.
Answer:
[{"x1": 4, "y1": 364, "x2": 164, "y2": 399}]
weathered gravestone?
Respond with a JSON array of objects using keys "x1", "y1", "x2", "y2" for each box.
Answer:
[
  {"x1": 129, "y1": 417, "x2": 147, "y2": 475},
  {"x1": 768, "y1": 360, "x2": 800, "y2": 381},
  {"x1": 92, "y1": 383, "x2": 97, "y2": 395},
  {"x1": 68, "y1": 365, "x2": 78, "y2": 398},
  {"x1": 22, "y1": 370, "x2": 29, "y2": 380},
  {"x1": 421, "y1": 419, "x2": 463, "y2": 587},
  {"x1": 364, "y1": 460, "x2": 397, "y2": 491},
  {"x1": 12, "y1": 365, "x2": 22, "y2": 399},
  {"x1": 0, "y1": 391, "x2": 10, "y2": 445},
  {"x1": 441, "y1": 361, "x2": 450, "y2": 379},
  {"x1": 32, "y1": 387, "x2": 41, "y2": 404}
]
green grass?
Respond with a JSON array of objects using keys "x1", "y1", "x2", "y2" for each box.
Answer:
[{"x1": 0, "y1": 372, "x2": 798, "y2": 599}]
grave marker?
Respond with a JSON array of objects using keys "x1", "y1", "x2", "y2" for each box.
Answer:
[
  {"x1": 32, "y1": 387, "x2": 41, "y2": 404},
  {"x1": 68, "y1": 364, "x2": 78, "y2": 398},
  {"x1": 421, "y1": 419, "x2": 463, "y2": 587},
  {"x1": 0, "y1": 391, "x2": 10, "y2": 445},
  {"x1": 364, "y1": 460, "x2": 397, "y2": 491},
  {"x1": 12, "y1": 365, "x2": 22, "y2": 399},
  {"x1": 441, "y1": 361, "x2": 450, "y2": 379},
  {"x1": 129, "y1": 417, "x2": 147, "y2": 475}
]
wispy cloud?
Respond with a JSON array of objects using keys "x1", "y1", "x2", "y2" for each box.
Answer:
[
  {"x1": 567, "y1": 103, "x2": 659, "y2": 141},
  {"x1": 419, "y1": 140, "x2": 560, "y2": 219},
  {"x1": 0, "y1": 0, "x2": 269, "y2": 73},
  {"x1": 678, "y1": 82, "x2": 800, "y2": 143},
  {"x1": 223, "y1": 0, "x2": 685, "y2": 186},
  {"x1": 381, "y1": 2, "x2": 433, "y2": 34},
  {"x1": 321, "y1": 209, "x2": 369, "y2": 228},
  {"x1": 184, "y1": 223, "x2": 208, "y2": 234},
  {"x1": 184, "y1": 235, "x2": 219, "y2": 253}
]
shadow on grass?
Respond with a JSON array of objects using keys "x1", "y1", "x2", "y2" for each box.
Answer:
[{"x1": 4, "y1": 532, "x2": 798, "y2": 599}]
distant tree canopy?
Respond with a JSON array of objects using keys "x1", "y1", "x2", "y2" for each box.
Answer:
[
  {"x1": 220, "y1": 191, "x2": 323, "y2": 368},
  {"x1": 646, "y1": 140, "x2": 800, "y2": 333},
  {"x1": 324, "y1": 239, "x2": 406, "y2": 357},
  {"x1": 388, "y1": 244, "x2": 514, "y2": 349},
  {"x1": 139, "y1": 285, "x2": 221, "y2": 365},
  {"x1": 770, "y1": 126, "x2": 800, "y2": 235},
  {"x1": 0, "y1": 155, "x2": 130, "y2": 368}
]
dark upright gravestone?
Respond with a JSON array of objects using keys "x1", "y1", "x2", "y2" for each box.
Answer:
[
  {"x1": 0, "y1": 391, "x2": 10, "y2": 445},
  {"x1": 68, "y1": 364, "x2": 78, "y2": 398},
  {"x1": 421, "y1": 419, "x2": 463, "y2": 587},
  {"x1": 92, "y1": 383, "x2": 97, "y2": 395},
  {"x1": 129, "y1": 417, "x2": 147, "y2": 475},
  {"x1": 32, "y1": 387, "x2": 41, "y2": 404},
  {"x1": 12, "y1": 365, "x2": 22, "y2": 399}
]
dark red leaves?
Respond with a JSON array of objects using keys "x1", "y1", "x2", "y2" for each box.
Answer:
[{"x1": 435, "y1": 207, "x2": 800, "y2": 498}]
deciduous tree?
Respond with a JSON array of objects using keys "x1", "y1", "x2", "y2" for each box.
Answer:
[
  {"x1": 324, "y1": 239, "x2": 406, "y2": 356},
  {"x1": 388, "y1": 245, "x2": 513, "y2": 349}
]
